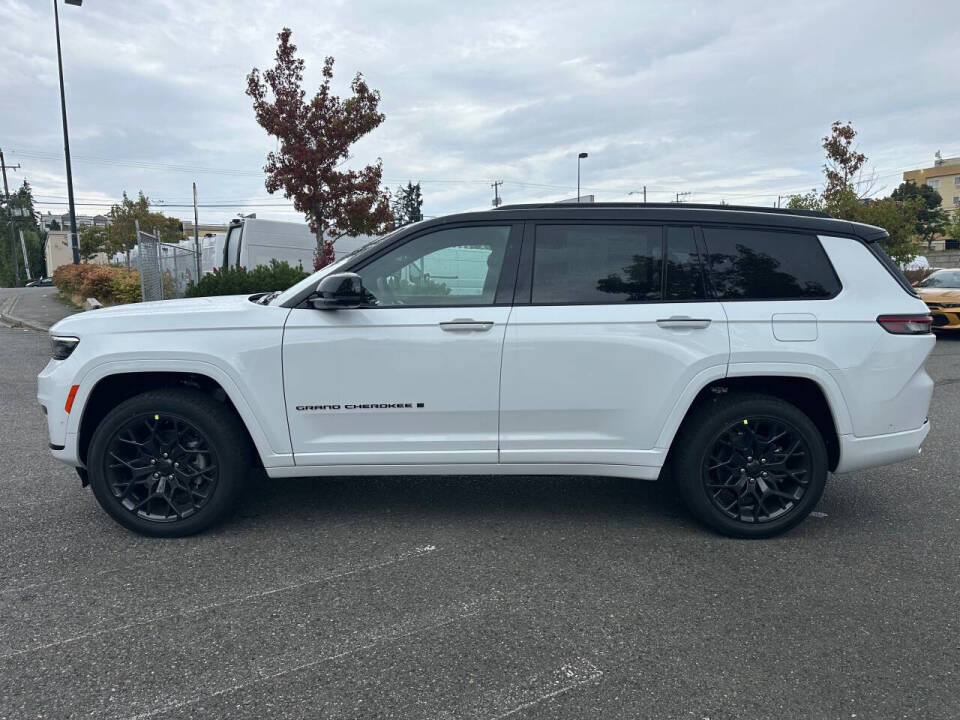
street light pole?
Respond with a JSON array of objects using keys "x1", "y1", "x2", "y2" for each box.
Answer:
[
  {"x1": 54, "y1": 0, "x2": 82, "y2": 265},
  {"x1": 577, "y1": 152, "x2": 588, "y2": 203}
]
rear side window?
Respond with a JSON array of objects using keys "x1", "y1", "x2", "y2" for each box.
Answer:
[
  {"x1": 701, "y1": 228, "x2": 840, "y2": 299},
  {"x1": 532, "y1": 225, "x2": 662, "y2": 303},
  {"x1": 665, "y1": 226, "x2": 706, "y2": 300}
]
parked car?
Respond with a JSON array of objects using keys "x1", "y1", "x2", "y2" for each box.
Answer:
[
  {"x1": 914, "y1": 268, "x2": 960, "y2": 330},
  {"x1": 38, "y1": 203, "x2": 935, "y2": 538},
  {"x1": 25, "y1": 277, "x2": 53, "y2": 287}
]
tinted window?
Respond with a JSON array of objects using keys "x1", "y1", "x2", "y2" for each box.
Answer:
[
  {"x1": 533, "y1": 224, "x2": 662, "y2": 304},
  {"x1": 665, "y1": 226, "x2": 705, "y2": 300},
  {"x1": 357, "y1": 226, "x2": 510, "y2": 306},
  {"x1": 702, "y1": 228, "x2": 840, "y2": 299}
]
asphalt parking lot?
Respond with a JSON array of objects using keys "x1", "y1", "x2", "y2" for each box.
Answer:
[{"x1": 0, "y1": 324, "x2": 957, "y2": 719}]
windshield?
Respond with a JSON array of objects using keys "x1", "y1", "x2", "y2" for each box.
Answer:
[
  {"x1": 918, "y1": 270, "x2": 960, "y2": 288},
  {"x1": 269, "y1": 227, "x2": 408, "y2": 306}
]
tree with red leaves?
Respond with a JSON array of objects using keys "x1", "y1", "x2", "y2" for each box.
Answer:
[{"x1": 246, "y1": 28, "x2": 393, "y2": 270}]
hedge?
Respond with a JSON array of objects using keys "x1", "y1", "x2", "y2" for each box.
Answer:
[
  {"x1": 52, "y1": 264, "x2": 143, "y2": 305},
  {"x1": 185, "y1": 260, "x2": 308, "y2": 297}
]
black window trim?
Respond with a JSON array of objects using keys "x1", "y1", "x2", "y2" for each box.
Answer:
[
  {"x1": 296, "y1": 220, "x2": 525, "y2": 310},
  {"x1": 698, "y1": 223, "x2": 844, "y2": 302}
]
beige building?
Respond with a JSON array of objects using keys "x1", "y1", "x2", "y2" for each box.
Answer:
[
  {"x1": 903, "y1": 152, "x2": 960, "y2": 211},
  {"x1": 44, "y1": 231, "x2": 109, "y2": 277}
]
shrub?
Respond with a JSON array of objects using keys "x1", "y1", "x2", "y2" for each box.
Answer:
[
  {"x1": 186, "y1": 260, "x2": 309, "y2": 298},
  {"x1": 109, "y1": 268, "x2": 142, "y2": 304},
  {"x1": 78, "y1": 266, "x2": 116, "y2": 301},
  {"x1": 52, "y1": 264, "x2": 92, "y2": 295}
]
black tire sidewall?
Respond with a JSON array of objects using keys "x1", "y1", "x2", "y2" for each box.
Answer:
[
  {"x1": 87, "y1": 390, "x2": 249, "y2": 537},
  {"x1": 674, "y1": 396, "x2": 828, "y2": 538}
]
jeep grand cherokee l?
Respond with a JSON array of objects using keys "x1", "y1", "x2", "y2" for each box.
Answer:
[{"x1": 38, "y1": 204, "x2": 935, "y2": 538}]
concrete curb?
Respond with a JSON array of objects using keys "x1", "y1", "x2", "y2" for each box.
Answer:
[
  {"x1": 0, "y1": 310, "x2": 50, "y2": 333},
  {"x1": 0, "y1": 295, "x2": 51, "y2": 333}
]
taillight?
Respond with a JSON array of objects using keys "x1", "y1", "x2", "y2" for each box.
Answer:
[{"x1": 877, "y1": 314, "x2": 933, "y2": 335}]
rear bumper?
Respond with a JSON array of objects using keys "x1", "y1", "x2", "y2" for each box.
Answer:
[{"x1": 834, "y1": 420, "x2": 930, "y2": 473}]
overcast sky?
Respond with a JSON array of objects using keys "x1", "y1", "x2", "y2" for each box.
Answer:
[{"x1": 1, "y1": 0, "x2": 958, "y2": 226}]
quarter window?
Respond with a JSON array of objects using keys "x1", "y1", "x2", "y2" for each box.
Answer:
[
  {"x1": 532, "y1": 225, "x2": 662, "y2": 304},
  {"x1": 701, "y1": 228, "x2": 840, "y2": 299},
  {"x1": 356, "y1": 226, "x2": 510, "y2": 307}
]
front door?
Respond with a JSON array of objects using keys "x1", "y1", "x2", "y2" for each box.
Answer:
[
  {"x1": 283, "y1": 223, "x2": 522, "y2": 466},
  {"x1": 499, "y1": 223, "x2": 730, "y2": 471}
]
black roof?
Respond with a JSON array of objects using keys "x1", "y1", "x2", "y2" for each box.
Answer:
[{"x1": 425, "y1": 202, "x2": 887, "y2": 242}]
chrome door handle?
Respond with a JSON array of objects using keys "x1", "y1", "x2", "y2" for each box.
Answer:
[
  {"x1": 656, "y1": 316, "x2": 712, "y2": 329},
  {"x1": 439, "y1": 319, "x2": 494, "y2": 332}
]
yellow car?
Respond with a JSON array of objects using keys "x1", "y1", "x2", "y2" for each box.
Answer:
[{"x1": 915, "y1": 268, "x2": 960, "y2": 330}]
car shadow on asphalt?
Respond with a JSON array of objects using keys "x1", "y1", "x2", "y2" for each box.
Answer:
[{"x1": 234, "y1": 471, "x2": 692, "y2": 529}]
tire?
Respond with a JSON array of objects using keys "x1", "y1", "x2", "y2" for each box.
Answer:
[
  {"x1": 672, "y1": 393, "x2": 828, "y2": 538},
  {"x1": 87, "y1": 388, "x2": 251, "y2": 537}
]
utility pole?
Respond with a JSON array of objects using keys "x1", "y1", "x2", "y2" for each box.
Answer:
[
  {"x1": 19, "y1": 228, "x2": 31, "y2": 281},
  {"x1": 491, "y1": 180, "x2": 503, "y2": 207},
  {"x1": 0, "y1": 148, "x2": 22, "y2": 286},
  {"x1": 676, "y1": 191, "x2": 691, "y2": 203},
  {"x1": 192, "y1": 182, "x2": 201, "y2": 277},
  {"x1": 54, "y1": 0, "x2": 82, "y2": 265},
  {"x1": 628, "y1": 186, "x2": 647, "y2": 203}
]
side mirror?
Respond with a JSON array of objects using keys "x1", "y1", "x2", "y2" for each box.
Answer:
[{"x1": 310, "y1": 272, "x2": 365, "y2": 309}]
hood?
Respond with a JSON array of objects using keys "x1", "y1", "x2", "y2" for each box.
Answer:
[
  {"x1": 917, "y1": 287, "x2": 960, "y2": 302},
  {"x1": 49, "y1": 294, "x2": 284, "y2": 336}
]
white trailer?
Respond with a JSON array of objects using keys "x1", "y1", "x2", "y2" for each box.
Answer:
[{"x1": 220, "y1": 218, "x2": 373, "y2": 272}]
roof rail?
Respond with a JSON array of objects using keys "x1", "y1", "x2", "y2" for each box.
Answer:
[{"x1": 491, "y1": 202, "x2": 830, "y2": 218}]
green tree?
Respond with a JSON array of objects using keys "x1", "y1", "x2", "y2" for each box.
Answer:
[
  {"x1": 79, "y1": 225, "x2": 109, "y2": 262},
  {"x1": 1, "y1": 179, "x2": 45, "y2": 286},
  {"x1": 106, "y1": 191, "x2": 181, "y2": 266},
  {"x1": 391, "y1": 182, "x2": 424, "y2": 227},
  {"x1": 891, "y1": 181, "x2": 945, "y2": 251},
  {"x1": 49, "y1": 218, "x2": 61, "y2": 231}
]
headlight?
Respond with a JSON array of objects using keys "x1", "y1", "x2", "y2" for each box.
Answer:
[{"x1": 50, "y1": 335, "x2": 80, "y2": 361}]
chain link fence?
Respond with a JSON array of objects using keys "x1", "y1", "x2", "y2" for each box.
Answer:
[
  {"x1": 135, "y1": 224, "x2": 199, "y2": 301},
  {"x1": 136, "y1": 226, "x2": 164, "y2": 302}
]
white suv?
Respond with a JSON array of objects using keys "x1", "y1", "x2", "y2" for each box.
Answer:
[{"x1": 38, "y1": 204, "x2": 935, "y2": 538}]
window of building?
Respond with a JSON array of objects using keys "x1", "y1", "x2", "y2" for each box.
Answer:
[
  {"x1": 953, "y1": 196, "x2": 959, "y2": 206},
  {"x1": 356, "y1": 225, "x2": 510, "y2": 307},
  {"x1": 928, "y1": 179, "x2": 941, "y2": 189},
  {"x1": 532, "y1": 224, "x2": 663, "y2": 304},
  {"x1": 954, "y1": 176, "x2": 960, "y2": 186},
  {"x1": 701, "y1": 227, "x2": 840, "y2": 300}
]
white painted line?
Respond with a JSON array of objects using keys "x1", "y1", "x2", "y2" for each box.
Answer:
[
  {"x1": 0, "y1": 544, "x2": 438, "y2": 660},
  {"x1": 123, "y1": 602, "x2": 482, "y2": 720}
]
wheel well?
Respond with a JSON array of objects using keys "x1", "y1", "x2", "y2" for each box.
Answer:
[
  {"x1": 676, "y1": 376, "x2": 841, "y2": 471},
  {"x1": 77, "y1": 372, "x2": 261, "y2": 468}
]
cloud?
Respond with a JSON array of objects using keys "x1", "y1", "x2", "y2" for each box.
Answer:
[{"x1": 1, "y1": 0, "x2": 958, "y2": 224}]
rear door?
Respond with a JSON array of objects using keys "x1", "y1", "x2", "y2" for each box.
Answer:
[{"x1": 499, "y1": 222, "x2": 729, "y2": 471}]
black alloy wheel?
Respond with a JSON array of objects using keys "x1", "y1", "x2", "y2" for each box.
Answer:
[
  {"x1": 703, "y1": 416, "x2": 812, "y2": 524},
  {"x1": 103, "y1": 413, "x2": 219, "y2": 522},
  {"x1": 672, "y1": 393, "x2": 828, "y2": 538},
  {"x1": 88, "y1": 389, "x2": 250, "y2": 537}
]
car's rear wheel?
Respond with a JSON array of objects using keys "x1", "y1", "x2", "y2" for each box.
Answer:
[
  {"x1": 87, "y1": 389, "x2": 250, "y2": 537},
  {"x1": 673, "y1": 393, "x2": 828, "y2": 538}
]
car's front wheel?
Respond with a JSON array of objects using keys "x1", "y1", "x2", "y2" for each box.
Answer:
[
  {"x1": 672, "y1": 393, "x2": 828, "y2": 538},
  {"x1": 87, "y1": 388, "x2": 250, "y2": 537}
]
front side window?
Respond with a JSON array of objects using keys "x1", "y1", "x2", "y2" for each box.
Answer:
[
  {"x1": 356, "y1": 225, "x2": 510, "y2": 307},
  {"x1": 532, "y1": 224, "x2": 662, "y2": 304},
  {"x1": 702, "y1": 227, "x2": 840, "y2": 300}
]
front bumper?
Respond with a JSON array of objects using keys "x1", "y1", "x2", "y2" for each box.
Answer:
[
  {"x1": 924, "y1": 305, "x2": 960, "y2": 330},
  {"x1": 835, "y1": 420, "x2": 930, "y2": 473},
  {"x1": 37, "y1": 357, "x2": 82, "y2": 467}
]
